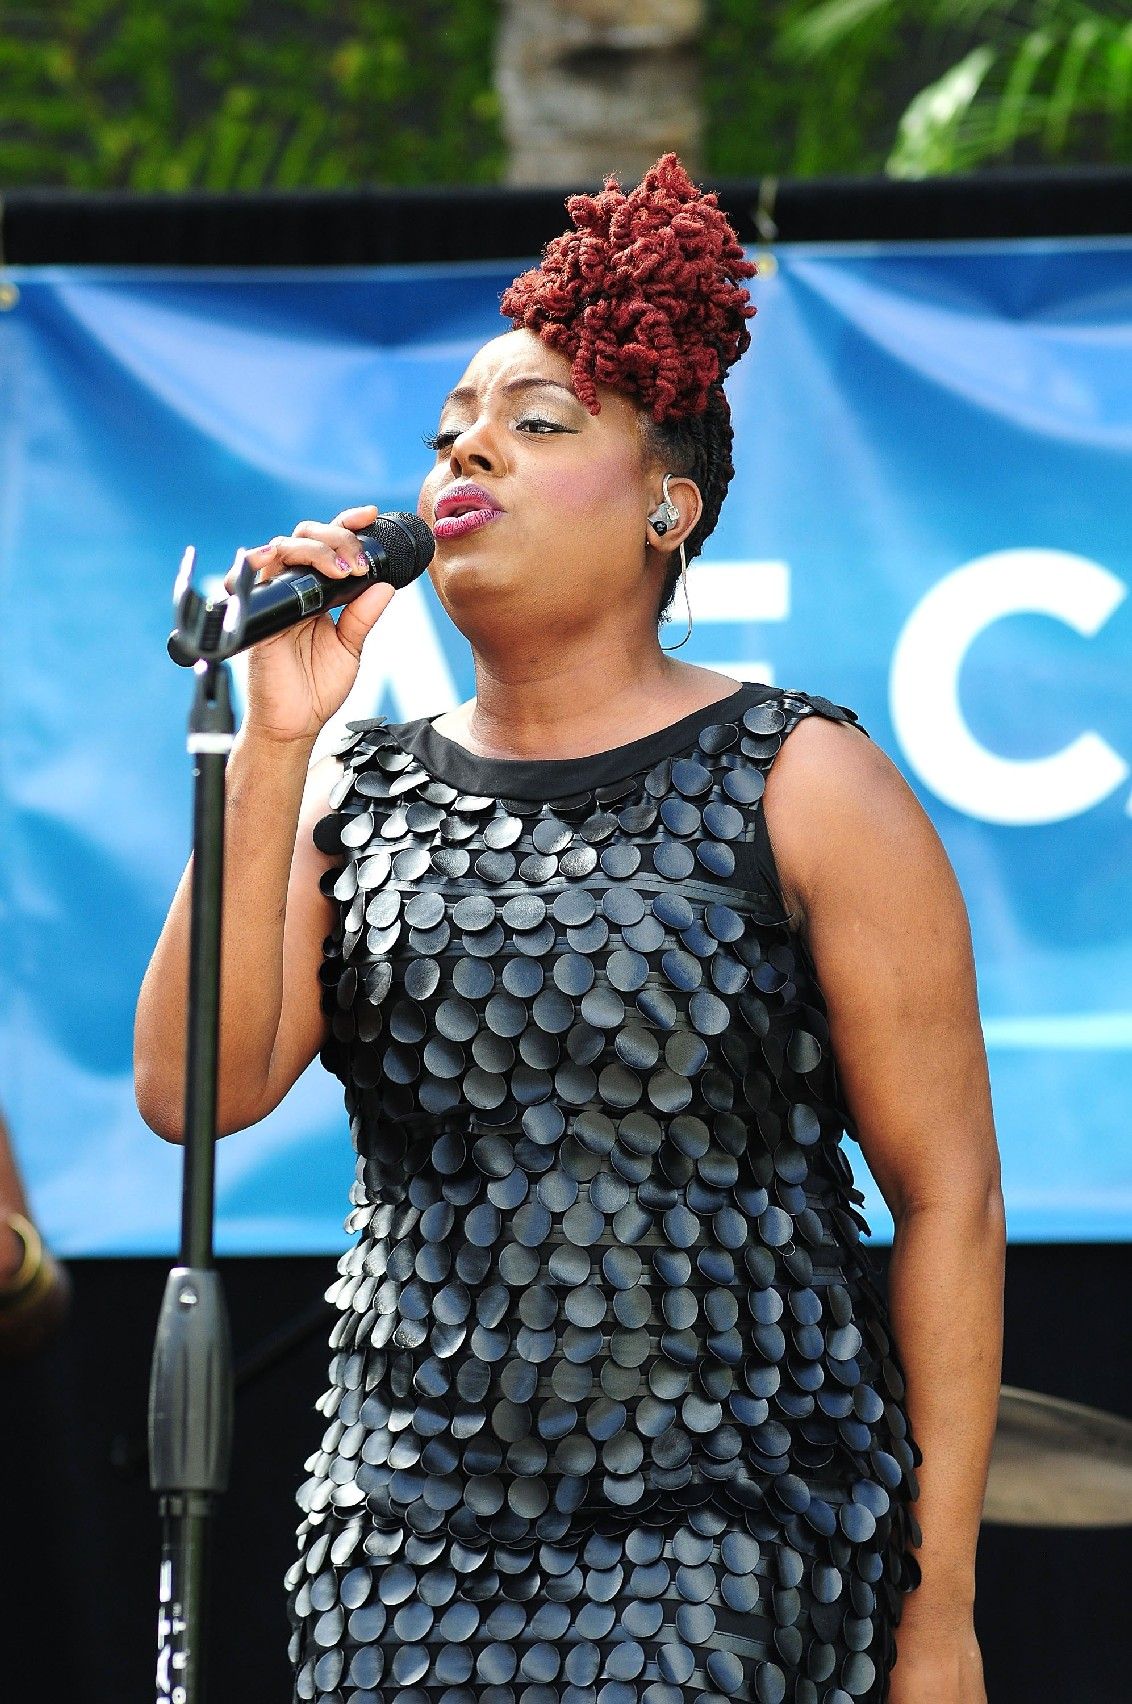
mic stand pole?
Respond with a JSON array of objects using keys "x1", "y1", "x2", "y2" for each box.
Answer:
[{"x1": 148, "y1": 545, "x2": 255, "y2": 1703}]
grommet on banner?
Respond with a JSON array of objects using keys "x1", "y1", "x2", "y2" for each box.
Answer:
[
  {"x1": 751, "y1": 175, "x2": 778, "y2": 279},
  {"x1": 0, "y1": 195, "x2": 19, "y2": 311}
]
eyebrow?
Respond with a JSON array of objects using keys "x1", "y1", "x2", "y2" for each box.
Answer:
[{"x1": 440, "y1": 376, "x2": 580, "y2": 412}]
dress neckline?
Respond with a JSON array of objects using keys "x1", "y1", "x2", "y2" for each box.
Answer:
[{"x1": 388, "y1": 680, "x2": 776, "y2": 800}]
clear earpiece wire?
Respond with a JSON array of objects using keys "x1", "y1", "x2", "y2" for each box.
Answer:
[{"x1": 661, "y1": 543, "x2": 692, "y2": 652}]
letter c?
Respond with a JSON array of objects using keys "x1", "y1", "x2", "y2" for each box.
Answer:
[{"x1": 889, "y1": 549, "x2": 1127, "y2": 825}]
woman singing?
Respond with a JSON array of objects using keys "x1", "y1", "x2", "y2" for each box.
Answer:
[{"x1": 135, "y1": 154, "x2": 1005, "y2": 1704}]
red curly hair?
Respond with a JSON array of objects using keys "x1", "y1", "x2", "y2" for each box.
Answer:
[{"x1": 499, "y1": 153, "x2": 757, "y2": 423}]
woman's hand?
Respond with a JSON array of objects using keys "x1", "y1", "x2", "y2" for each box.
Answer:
[
  {"x1": 226, "y1": 502, "x2": 396, "y2": 745},
  {"x1": 889, "y1": 1603, "x2": 988, "y2": 1702}
]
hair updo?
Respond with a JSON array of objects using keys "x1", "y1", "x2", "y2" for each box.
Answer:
[{"x1": 499, "y1": 152, "x2": 757, "y2": 619}]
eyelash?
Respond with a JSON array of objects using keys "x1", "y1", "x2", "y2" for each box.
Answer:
[{"x1": 422, "y1": 417, "x2": 566, "y2": 452}]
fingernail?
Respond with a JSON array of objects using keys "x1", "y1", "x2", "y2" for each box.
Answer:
[{"x1": 335, "y1": 554, "x2": 351, "y2": 572}]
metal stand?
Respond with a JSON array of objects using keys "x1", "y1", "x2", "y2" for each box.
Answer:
[{"x1": 148, "y1": 545, "x2": 255, "y2": 1703}]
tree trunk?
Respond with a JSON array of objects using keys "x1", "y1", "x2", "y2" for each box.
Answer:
[{"x1": 497, "y1": 0, "x2": 705, "y2": 187}]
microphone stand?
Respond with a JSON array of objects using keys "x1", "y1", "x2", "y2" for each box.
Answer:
[{"x1": 148, "y1": 544, "x2": 255, "y2": 1703}]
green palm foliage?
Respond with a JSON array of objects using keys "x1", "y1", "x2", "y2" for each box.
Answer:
[
  {"x1": 779, "y1": 1, "x2": 1132, "y2": 175},
  {"x1": 1, "y1": 1, "x2": 1128, "y2": 189},
  {"x1": 0, "y1": 0, "x2": 503, "y2": 191}
]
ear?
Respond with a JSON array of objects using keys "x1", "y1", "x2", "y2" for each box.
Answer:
[{"x1": 646, "y1": 474, "x2": 702, "y2": 555}]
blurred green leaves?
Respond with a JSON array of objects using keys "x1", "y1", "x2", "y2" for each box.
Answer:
[
  {"x1": 704, "y1": 0, "x2": 907, "y2": 177},
  {"x1": 1, "y1": 1, "x2": 1127, "y2": 189},
  {"x1": 0, "y1": 0, "x2": 504, "y2": 190},
  {"x1": 776, "y1": 2, "x2": 1132, "y2": 176}
]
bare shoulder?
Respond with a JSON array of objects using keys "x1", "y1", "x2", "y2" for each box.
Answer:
[
  {"x1": 763, "y1": 710, "x2": 909, "y2": 825},
  {"x1": 761, "y1": 711, "x2": 959, "y2": 933}
]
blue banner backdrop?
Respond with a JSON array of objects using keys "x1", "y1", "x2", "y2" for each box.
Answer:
[{"x1": 0, "y1": 239, "x2": 1129, "y2": 1255}]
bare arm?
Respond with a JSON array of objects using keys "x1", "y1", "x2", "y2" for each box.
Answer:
[
  {"x1": 765, "y1": 716, "x2": 1005, "y2": 1685},
  {"x1": 133, "y1": 735, "x2": 338, "y2": 1140},
  {"x1": 133, "y1": 502, "x2": 396, "y2": 1142}
]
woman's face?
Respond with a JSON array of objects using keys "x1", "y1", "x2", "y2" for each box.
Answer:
[{"x1": 417, "y1": 328, "x2": 661, "y2": 641}]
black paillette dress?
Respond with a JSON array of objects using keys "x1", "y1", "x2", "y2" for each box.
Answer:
[{"x1": 286, "y1": 681, "x2": 923, "y2": 1704}]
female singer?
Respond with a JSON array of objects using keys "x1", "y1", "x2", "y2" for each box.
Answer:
[{"x1": 136, "y1": 155, "x2": 1004, "y2": 1704}]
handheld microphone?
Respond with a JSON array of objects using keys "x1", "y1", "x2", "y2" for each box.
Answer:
[{"x1": 167, "y1": 510, "x2": 434, "y2": 667}]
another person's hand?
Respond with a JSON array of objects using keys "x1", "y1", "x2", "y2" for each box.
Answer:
[
  {"x1": 0, "y1": 1212, "x2": 72, "y2": 1361},
  {"x1": 225, "y1": 503, "x2": 396, "y2": 745}
]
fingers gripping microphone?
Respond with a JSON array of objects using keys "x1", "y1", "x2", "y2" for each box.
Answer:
[{"x1": 167, "y1": 511, "x2": 435, "y2": 667}]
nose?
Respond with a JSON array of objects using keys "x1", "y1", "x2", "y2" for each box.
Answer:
[{"x1": 447, "y1": 412, "x2": 502, "y2": 478}]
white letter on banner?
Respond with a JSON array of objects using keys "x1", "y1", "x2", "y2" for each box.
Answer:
[
  {"x1": 662, "y1": 561, "x2": 790, "y2": 684},
  {"x1": 890, "y1": 548, "x2": 1127, "y2": 825}
]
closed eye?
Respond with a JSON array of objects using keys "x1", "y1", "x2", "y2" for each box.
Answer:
[{"x1": 422, "y1": 417, "x2": 574, "y2": 453}]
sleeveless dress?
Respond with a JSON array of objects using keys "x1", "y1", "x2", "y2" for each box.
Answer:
[{"x1": 285, "y1": 680, "x2": 924, "y2": 1704}]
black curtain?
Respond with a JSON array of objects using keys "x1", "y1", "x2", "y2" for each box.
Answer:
[
  {"x1": 3, "y1": 1245, "x2": 1129, "y2": 1703},
  {"x1": 4, "y1": 164, "x2": 1130, "y2": 267}
]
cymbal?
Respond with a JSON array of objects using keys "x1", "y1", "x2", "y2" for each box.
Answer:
[{"x1": 983, "y1": 1384, "x2": 1132, "y2": 1527}]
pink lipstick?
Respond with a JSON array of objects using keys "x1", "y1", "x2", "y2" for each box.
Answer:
[
  {"x1": 432, "y1": 508, "x2": 501, "y2": 541},
  {"x1": 432, "y1": 480, "x2": 503, "y2": 542}
]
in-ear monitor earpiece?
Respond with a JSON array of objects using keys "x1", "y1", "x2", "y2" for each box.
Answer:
[{"x1": 648, "y1": 473, "x2": 681, "y2": 537}]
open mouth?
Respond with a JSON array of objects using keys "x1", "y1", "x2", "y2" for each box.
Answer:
[
  {"x1": 433, "y1": 484, "x2": 503, "y2": 540},
  {"x1": 432, "y1": 506, "x2": 501, "y2": 540}
]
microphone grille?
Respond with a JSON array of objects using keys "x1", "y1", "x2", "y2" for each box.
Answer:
[{"x1": 360, "y1": 511, "x2": 435, "y2": 588}]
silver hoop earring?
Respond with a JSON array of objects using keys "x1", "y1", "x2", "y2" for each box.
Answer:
[
  {"x1": 661, "y1": 542, "x2": 692, "y2": 651},
  {"x1": 647, "y1": 473, "x2": 681, "y2": 537}
]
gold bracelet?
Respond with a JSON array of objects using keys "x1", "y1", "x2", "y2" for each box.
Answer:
[{"x1": 0, "y1": 1212, "x2": 55, "y2": 1316}]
